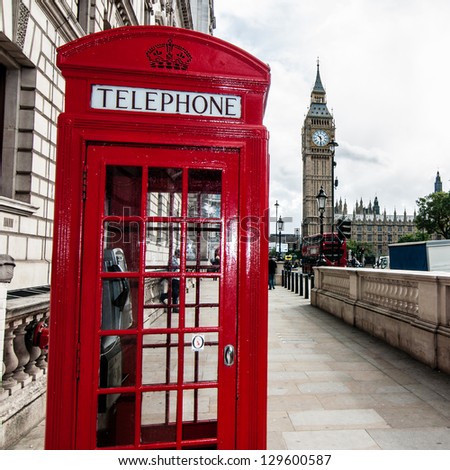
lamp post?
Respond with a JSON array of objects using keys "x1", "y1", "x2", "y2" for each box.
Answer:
[
  {"x1": 277, "y1": 215, "x2": 284, "y2": 260},
  {"x1": 329, "y1": 140, "x2": 339, "y2": 263},
  {"x1": 316, "y1": 186, "x2": 327, "y2": 266},
  {"x1": 329, "y1": 140, "x2": 339, "y2": 234},
  {"x1": 274, "y1": 200, "x2": 279, "y2": 248}
]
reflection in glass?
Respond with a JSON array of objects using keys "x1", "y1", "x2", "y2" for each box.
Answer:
[
  {"x1": 147, "y1": 168, "x2": 182, "y2": 217},
  {"x1": 188, "y1": 169, "x2": 222, "y2": 218},
  {"x1": 142, "y1": 334, "x2": 178, "y2": 385},
  {"x1": 105, "y1": 166, "x2": 142, "y2": 216},
  {"x1": 103, "y1": 224, "x2": 140, "y2": 272},
  {"x1": 184, "y1": 333, "x2": 218, "y2": 383},
  {"x1": 183, "y1": 388, "x2": 217, "y2": 422},
  {"x1": 141, "y1": 391, "x2": 177, "y2": 444},
  {"x1": 185, "y1": 278, "x2": 219, "y2": 328},
  {"x1": 145, "y1": 223, "x2": 181, "y2": 271},
  {"x1": 101, "y1": 277, "x2": 138, "y2": 330},
  {"x1": 97, "y1": 392, "x2": 135, "y2": 448},
  {"x1": 143, "y1": 276, "x2": 179, "y2": 328},
  {"x1": 186, "y1": 223, "x2": 221, "y2": 272},
  {"x1": 99, "y1": 335, "x2": 136, "y2": 388}
]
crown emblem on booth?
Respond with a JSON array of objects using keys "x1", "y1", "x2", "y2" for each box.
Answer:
[{"x1": 146, "y1": 39, "x2": 192, "y2": 71}]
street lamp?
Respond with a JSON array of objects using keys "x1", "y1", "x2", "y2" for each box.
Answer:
[
  {"x1": 274, "y1": 200, "x2": 279, "y2": 243},
  {"x1": 329, "y1": 140, "x2": 339, "y2": 233},
  {"x1": 329, "y1": 140, "x2": 339, "y2": 263},
  {"x1": 277, "y1": 215, "x2": 284, "y2": 260},
  {"x1": 316, "y1": 186, "x2": 327, "y2": 265}
]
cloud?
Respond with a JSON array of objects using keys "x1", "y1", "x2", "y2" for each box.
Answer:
[
  {"x1": 337, "y1": 142, "x2": 385, "y2": 165},
  {"x1": 214, "y1": 0, "x2": 450, "y2": 230}
]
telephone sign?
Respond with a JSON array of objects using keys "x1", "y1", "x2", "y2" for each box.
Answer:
[
  {"x1": 91, "y1": 85, "x2": 242, "y2": 118},
  {"x1": 46, "y1": 26, "x2": 270, "y2": 450}
]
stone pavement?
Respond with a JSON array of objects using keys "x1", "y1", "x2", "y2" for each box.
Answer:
[
  {"x1": 267, "y1": 286, "x2": 450, "y2": 450},
  {"x1": 8, "y1": 284, "x2": 450, "y2": 450}
]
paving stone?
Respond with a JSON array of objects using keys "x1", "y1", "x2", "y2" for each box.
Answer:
[
  {"x1": 283, "y1": 429, "x2": 380, "y2": 450},
  {"x1": 289, "y1": 409, "x2": 389, "y2": 430},
  {"x1": 367, "y1": 427, "x2": 450, "y2": 450}
]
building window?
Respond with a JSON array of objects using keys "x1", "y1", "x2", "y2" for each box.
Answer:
[
  {"x1": 0, "y1": 64, "x2": 5, "y2": 179},
  {"x1": 0, "y1": 57, "x2": 36, "y2": 205},
  {"x1": 76, "y1": 0, "x2": 89, "y2": 33}
]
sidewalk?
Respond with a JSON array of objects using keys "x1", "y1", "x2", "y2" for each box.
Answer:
[
  {"x1": 267, "y1": 286, "x2": 450, "y2": 449},
  {"x1": 9, "y1": 285, "x2": 450, "y2": 450}
]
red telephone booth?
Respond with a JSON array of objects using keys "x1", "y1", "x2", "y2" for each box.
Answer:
[{"x1": 46, "y1": 26, "x2": 270, "y2": 450}]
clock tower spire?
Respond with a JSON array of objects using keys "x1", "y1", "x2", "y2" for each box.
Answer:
[{"x1": 301, "y1": 61, "x2": 336, "y2": 238}]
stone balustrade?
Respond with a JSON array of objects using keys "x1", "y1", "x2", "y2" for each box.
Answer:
[
  {"x1": 312, "y1": 267, "x2": 450, "y2": 374},
  {"x1": 1, "y1": 291, "x2": 50, "y2": 448}
]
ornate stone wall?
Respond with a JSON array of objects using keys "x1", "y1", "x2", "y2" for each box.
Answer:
[{"x1": 312, "y1": 267, "x2": 450, "y2": 374}]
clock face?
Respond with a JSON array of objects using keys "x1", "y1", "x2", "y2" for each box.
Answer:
[{"x1": 312, "y1": 129, "x2": 329, "y2": 147}]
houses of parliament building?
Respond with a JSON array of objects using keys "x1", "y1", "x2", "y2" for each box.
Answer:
[{"x1": 300, "y1": 62, "x2": 431, "y2": 257}]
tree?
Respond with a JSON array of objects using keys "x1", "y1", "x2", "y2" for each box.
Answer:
[
  {"x1": 397, "y1": 231, "x2": 430, "y2": 243},
  {"x1": 415, "y1": 192, "x2": 450, "y2": 239}
]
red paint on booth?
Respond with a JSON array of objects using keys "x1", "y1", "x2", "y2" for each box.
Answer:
[{"x1": 46, "y1": 26, "x2": 270, "y2": 450}]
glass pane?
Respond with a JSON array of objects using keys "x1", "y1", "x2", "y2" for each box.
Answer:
[
  {"x1": 142, "y1": 334, "x2": 178, "y2": 385},
  {"x1": 183, "y1": 388, "x2": 217, "y2": 422},
  {"x1": 101, "y1": 278, "x2": 138, "y2": 330},
  {"x1": 99, "y1": 335, "x2": 136, "y2": 388},
  {"x1": 185, "y1": 278, "x2": 219, "y2": 328},
  {"x1": 145, "y1": 223, "x2": 181, "y2": 271},
  {"x1": 184, "y1": 332, "x2": 218, "y2": 383},
  {"x1": 147, "y1": 168, "x2": 182, "y2": 217},
  {"x1": 103, "y1": 222, "x2": 140, "y2": 272},
  {"x1": 186, "y1": 223, "x2": 221, "y2": 272},
  {"x1": 105, "y1": 166, "x2": 142, "y2": 216},
  {"x1": 97, "y1": 392, "x2": 135, "y2": 448},
  {"x1": 143, "y1": 277, "x2": 179, "y2": 328},
  {"x1": 141, "y1": 391, "x2": 177, "y2": 445},
  {"x1": 188, "y1": 169, "x2": 221, "y2": 218}
]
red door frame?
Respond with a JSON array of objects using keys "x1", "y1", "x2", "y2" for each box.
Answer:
[
  {"x1": 76, "y1": 145, "x2": 239, "y2": 449},
  {"x1": 46, "y1": 26, "x2": 270, "y2": 450}
]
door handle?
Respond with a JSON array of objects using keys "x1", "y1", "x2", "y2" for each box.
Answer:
[{"x1": 224, "y1": 344, "x2": 235, "y2": 366}]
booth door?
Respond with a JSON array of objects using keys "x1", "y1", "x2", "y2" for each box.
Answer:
[{"x1": 76, "y1": 145, "x2": 239, "y2": 449}]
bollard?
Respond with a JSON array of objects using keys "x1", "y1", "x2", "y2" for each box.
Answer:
[
  {"x1": 311, "y1": 275, "x2": 314, "y2": 290},
  {"x1": 281, "y1": 270, "x2": 285, "y2": 287},
  {"x1": 295, "y1": 272, "x2": 299, "y2": 294},
  {"x1": 287, "y1": 271, "x2": 291, "y2": 290},
  {"x1": 305, "y1": 275, "x2": 309, "y2": 300},
  {"x1": 299, "y1": 273, "x2": 303, "y2": 296},
  {"x1": 291, "y1": 272, "x2": 295, "y2": 292}
]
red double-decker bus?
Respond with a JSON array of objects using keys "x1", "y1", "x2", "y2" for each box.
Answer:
[{"x1": 301, "y1": 232, "x2": 347, "y2": 274}]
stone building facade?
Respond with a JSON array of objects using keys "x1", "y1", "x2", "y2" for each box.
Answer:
[
  {"x1": 0, "y1": 0, "x2": 215, "y2": 449},
  {"x1": 335, "y1": 196, "x2": 416, "y2": 257}
]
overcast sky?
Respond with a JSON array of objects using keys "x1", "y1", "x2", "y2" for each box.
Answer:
[{"x1": 213, "y1": 0, "x2": 450, "y2": 232}]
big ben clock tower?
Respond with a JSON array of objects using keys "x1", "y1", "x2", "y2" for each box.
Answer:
[{"x1": 301, "y1": 61, "x2": 336, "y2": 238}]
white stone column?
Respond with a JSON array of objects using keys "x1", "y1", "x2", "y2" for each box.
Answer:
[
  {"x1": 0, "y1": 282, "x2": 9, "y2": 400},
  {"x1": 0, "y1": 255, "x2": 16, "y2": 400}
]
